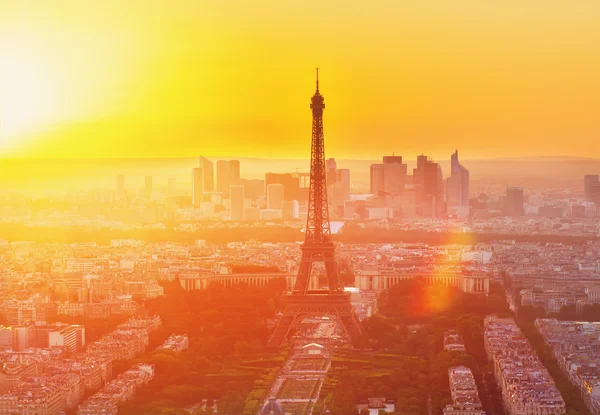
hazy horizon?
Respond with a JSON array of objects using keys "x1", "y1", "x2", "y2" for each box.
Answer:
[
  {"x1": 1, "y1": 154, "x2": 600, "y2": 161},
  {"x1": 0, "y1": 154, "x2": 597, "y2": 195}
]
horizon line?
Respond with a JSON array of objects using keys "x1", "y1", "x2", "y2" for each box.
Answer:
[{"x1": 0, "y1": 155, "x2": 599, "y2": 162}]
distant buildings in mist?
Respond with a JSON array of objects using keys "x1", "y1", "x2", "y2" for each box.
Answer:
[
  {"x1": 366, "y1": 151, "x2": 469, "y2": 219},
  {"x1": 585, "y1": 175, "x2": 600, "y2": 205},
  {"x1": 104, "y1": 151, "x2": 600, "y2": 224}
]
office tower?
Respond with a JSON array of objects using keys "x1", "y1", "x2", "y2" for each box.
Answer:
[
  {"x1": 168, "y1": 177, "x2": 176, "y2": 196},
  {"x1": 446, "y1": 150, "x2": 470, "y2": 207},
  {"x1": 505, "y1": 187, "x2": 525, "y2": 216},
  {"x1": 237, "y1": 178, "x2": 265, "y2": 201},
  {"x1": 383, "y1": 155, "x2": 403, "y2": 164},
  {"x1": 296, "y1": 172, "x2": 311, "y2": 202},
  {"x1": 216, "y1": 160, "x2": 240, "y2": 197},
  {"x1": 199, "y1": 156, "x2": 214, "y2": 192},
  {"x1": 282, "y1": 200, "x2": 299, "y2": 220},
  {"x1": 230, "y1": 160, "x2": 240, "y2": 182},
  {"x1": 144, "y1": 176, "x2": 153, "y2": 199},
  {"x1": 370, "y1": 156, "x2": 408, "y2": 196},
  {"x1": 297, "y1": 172, "x2": 310, "y2": 188},
  {"x1": 230, "y1": 185, "x2": 245, "y2": 221},
  {"x1": 584, "y1": 175, "x2": 600, "y2": 204},
  {"x1": 329, "y1": 181, "x2": 348, "y2": 211},
  {"x1": 413, "y1": 154, "x2": 428, "y2": 186},
  {"x1": 411, "y1": 155, "x2": 443, "y2": 217},
  {"x1": 265, "y1": 173, "x2": 300, "y2": 201},
  {"x1": 337, "y1": 169, "x2": 350, "y2": 199},
  {"x1": 332, "y1": 168, "x2": 351, "y2": 207},
  {"x1": 267, "y1": 183, "x2": 285, "y2": 210},
  {"x1": 216, "y1": 161, "x2": 228, "y2": 195},
  {"x1": 423, "y1": 161, "x2": 443, "y2": 196},
  {"x1": 192, "y1": 168, "x2": 203, "y2": 206},
  {"x1": 326, "y1": 158, "x2": 337, "y2": 186},
  {"x1": 423, "y1": 158, "x2": 444, "y2": 217},
  {"x1": 398, "y1": 187, "x2": 419, "y2": 218},
  {"x1": 116, "y1": 175, "x2": 126, "y2": 200}
]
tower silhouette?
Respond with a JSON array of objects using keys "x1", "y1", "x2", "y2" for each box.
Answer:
[{"x1": 267, "y1": 70, "x2": 364, "y2": 347}]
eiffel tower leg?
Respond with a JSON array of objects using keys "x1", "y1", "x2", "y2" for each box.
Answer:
[
  {"x1": 323, "y1": 248, "x2": 340, "y2": 292},
  {"x1": 294, "y1": 249, "x2": 314, "y2": 294},
  {"x1": 267, "y1": 314, "x2": 298, "y2": 348},
  {"x1": 340, "y1": 314, "x2": 364, "y2": 344}
]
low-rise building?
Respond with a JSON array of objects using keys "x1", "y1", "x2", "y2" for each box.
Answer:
[
  {"x1": 443, "y1": 331, "x2": 466, "y2": 353},
  {"x1": 484, "y1": 316, "x2": 565, "y2": 415},
  {"x1": 156, "y1": 334, "x2": 189, "y2": 352},
  {"x1": 536, "y1": 319, "x2": 600, "y2": 415},
  {"x1": 443, "y1": 366, "x2": 484, "y2": 415}
]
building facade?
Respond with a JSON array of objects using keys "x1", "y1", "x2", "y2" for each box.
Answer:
[
  {"x1": 370, "y1": 156, "x2": 407, "y2": 197},
  {"x1": 446, "y1": 150, "x2": 470, "y2": 217}
]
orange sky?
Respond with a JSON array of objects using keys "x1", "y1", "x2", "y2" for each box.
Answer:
[{"x1": 0, "y1": 0, "x2": 598, "y2": 160}]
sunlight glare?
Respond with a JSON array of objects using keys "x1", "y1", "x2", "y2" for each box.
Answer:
[{"x1": 0, "y1": 48, "x2": 56, "y2": 147}]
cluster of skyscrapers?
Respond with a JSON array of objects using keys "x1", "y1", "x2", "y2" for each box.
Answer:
[
  {"x1": 109, "y1": 153, "x2": 600, "y2": 223},
  {"x1": 368, "y1": 151, "x2": 470, "y2": 218},
  {"x1": 188, "y1": 156, "x2": 350, "y2": 221},
  {"x1": 112, "y1": 152, "x2": 469, "y2": 221}
]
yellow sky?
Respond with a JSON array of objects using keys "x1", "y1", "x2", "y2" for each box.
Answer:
[{"x1": 0, "y1": 0, "x2": 599, "y2": 160}]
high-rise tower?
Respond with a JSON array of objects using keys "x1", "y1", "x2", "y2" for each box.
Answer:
[
  {"x1": 199, "y1": 156, "x2": 214, "y2": 192},
  {"x1": 267, "y1": 70, "x2": 364, "y2": 347},
  {"x1": 216, "y1": 160, "x2": 240, "y2": 197},
  {"x1": 446, "y1": 150, "x2": 470, "y2": 217},
  {"x1": 370, "y1": 156, "x2": 408, "y2": 197}
]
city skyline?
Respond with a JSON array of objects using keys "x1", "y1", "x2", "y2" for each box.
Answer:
[
  {"x1": 1, "y1": 1, "x2": 599, "y2": 159},
  {"x1": 2, "y1": 3, "x2": 600, "y2": 415}
]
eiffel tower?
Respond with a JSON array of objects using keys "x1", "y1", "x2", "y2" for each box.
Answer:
[{"x1": 267, "y1": 70, "x2": 364, "y2": 348}]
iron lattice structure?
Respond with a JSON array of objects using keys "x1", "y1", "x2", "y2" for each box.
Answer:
[{"x1": 267, "y1": 70, "x2": 364, "y2": 348}]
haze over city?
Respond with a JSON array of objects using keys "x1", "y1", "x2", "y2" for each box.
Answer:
[{"x1": 1, "y1": 2, "x2": 600, "y2": 415}]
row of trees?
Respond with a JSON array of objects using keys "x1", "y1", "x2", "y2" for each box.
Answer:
[
  {"x1": 378, "y1": 278, "x2": 509, "y2": 325},
  {"x1": 118, "y1": 279, "x2": 288, "y2": 414},
  {"x1": 324, "y1": 279, "x2": 512, "y2": 415},
  {"x1": 1, "y1": 222, "x2": 595, "y2": 245}
]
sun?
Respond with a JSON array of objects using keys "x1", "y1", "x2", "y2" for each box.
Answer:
[{"x1": 0, "y1": 46, "x2": 57, "y2": 149}]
